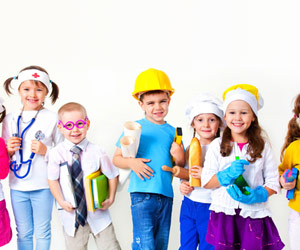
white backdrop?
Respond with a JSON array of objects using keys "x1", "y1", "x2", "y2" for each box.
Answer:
[{"x1": 1, "y1": 1, "x2": 299, "y2": 249}]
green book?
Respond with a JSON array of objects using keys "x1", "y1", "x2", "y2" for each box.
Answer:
[{"x1": 92, "y1": 174, "x2": 108, "y2": 209}]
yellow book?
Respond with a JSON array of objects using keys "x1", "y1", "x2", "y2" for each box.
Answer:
[{"x1": 84, "y1": 170, "x2": 101, "y2": 212}]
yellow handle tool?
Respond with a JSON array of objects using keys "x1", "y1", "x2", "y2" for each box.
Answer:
[{"x1": 172, "y1": 127, "x2": 182, "y2": 166}]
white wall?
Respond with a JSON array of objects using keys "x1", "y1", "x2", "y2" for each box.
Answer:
[{"x1": 0, "y1": 0, "x2": 299, "y2": 249}]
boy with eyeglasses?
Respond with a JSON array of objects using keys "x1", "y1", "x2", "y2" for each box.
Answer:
[{"x1": 48, "y1": 102, "x2": 120, "y2": 250}]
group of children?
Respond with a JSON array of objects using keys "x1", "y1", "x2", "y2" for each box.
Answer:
[{"x1": 0, "y1": 65, "x2": 298, "y2": 250}]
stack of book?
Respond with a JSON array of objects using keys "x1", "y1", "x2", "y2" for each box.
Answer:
[{"x1": 84, "y1": 170, "x2": 108, "y2": 212}]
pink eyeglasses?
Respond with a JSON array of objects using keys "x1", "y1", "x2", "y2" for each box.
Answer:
[{"x1": 58, "y1": 117, "x2": 88, "y2": 130}]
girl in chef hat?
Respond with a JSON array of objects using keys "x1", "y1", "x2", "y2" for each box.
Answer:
[
  {"x1": 179, "y1": 93, "x2": 223, "y2": 250},
  {"x1": 201, "y1": 84, "x2": 284, "y2": 250}
]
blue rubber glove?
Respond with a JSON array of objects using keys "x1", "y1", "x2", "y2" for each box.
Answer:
[
  {"x1": 216, "y1": 159, "x2": 249, "y2": 186},
  {"x1": 227, "y1": 184, "x2": 269, "y2": 204}
]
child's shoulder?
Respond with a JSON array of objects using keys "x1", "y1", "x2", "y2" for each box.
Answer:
[
  {"x1": 3, "y1": 111, "x2": 16, "y2": 121},
  {"x1": 210, "y1": 137, "x2": 222, "y2": 147},
  {"x1": 85, "y1": 141, "x2": 109, "y2": 156},
  {"x1": 49, "y1": 141, "x2": 65, "y2": 155},
  {"x1": 39, "y1": 108, "x2": 58, "y2": 118},
  {"x1": 286, "y1": 139, "x2": 300, "y2": 152}
]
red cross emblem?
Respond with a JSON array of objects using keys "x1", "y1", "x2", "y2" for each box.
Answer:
[{"x1": 32, "y1": 73, "x2": 40, "y2": 78}]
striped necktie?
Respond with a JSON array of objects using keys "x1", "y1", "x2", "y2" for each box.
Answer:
[{"x1": 70, "y1": 145, "x2": 87, "y2": 228}]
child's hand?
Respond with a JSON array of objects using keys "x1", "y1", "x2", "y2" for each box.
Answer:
[
  {"x1": 31, "y1": 140, "x2": 47, "y2": 155},
  {"x1": 280, "y1": 175, "x2": 296, "y2": 190},
  {"x1": 180, "y1": 181, "x2": 194, "y2": 195},
  {"x1": 100, "y1": 198, "x2": 114, "y2": 211},
  {"x1": 7, "y1": 136, "x2": 21, "y2": 156},
  {"x1": 190, "y1": 165, "x2": 203, "y2": 179},
  {"x1": 227, "y1": 184, "x2": 269, "y2": 204},
  {"x1": 170, "y1": 142, "x2": 185, "y2": 166},
  {"x1": 129, "y1": 158, "x2": 153, "y2": 181},
  {"x1": 217, "y1": 159, "x2": 249, "y2": 186},
  {"x1": 59, "y1": 200, "x2": 75, "y2": 212},
  {"x1": 170, "y1": 142, "x2": 181, "y2": 157}
]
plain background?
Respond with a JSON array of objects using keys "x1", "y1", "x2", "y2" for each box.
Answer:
[{"x1": 0, "y1": 0, "x2": 299, "y2": 249}]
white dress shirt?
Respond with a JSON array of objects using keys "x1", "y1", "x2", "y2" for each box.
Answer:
[{"x1": 48, "y1": 138, "x2": 119, "y2": 237}]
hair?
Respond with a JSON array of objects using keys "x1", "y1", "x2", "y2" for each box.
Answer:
[
  {"x1": 0, "y1": 106, "x2": 6, "y2": 123},
  {"x1": 220, "y1": 114, "x2": 265, "y2": 163},
  {"x1": 139, "y1": 90, "x2": 169, "y2": 102},
  {"x1": 280, "y1": 94, "x2": 300, "y2": 160},
  {"x1": 192, "y1": 114, "x2": 223, "y2": 139},
  {"x1": 58, "y1": 102, "x2": 87, "y2": 120},
  {"x1": 3, "y1": 65, "x2": 59, "y2": 104}
]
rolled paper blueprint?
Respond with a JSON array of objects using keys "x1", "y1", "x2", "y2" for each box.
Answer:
[
  {"x1": 118, "y1": 121, "x2": 142, "y2": 189},
  {"x1": 120, "y1": 136, "x2": 136, "y2": 158},
  {"x1": 124, "y1": 121, "x2": 141, "y2": 155}
]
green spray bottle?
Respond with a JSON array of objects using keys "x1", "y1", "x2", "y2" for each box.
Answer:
[{"x1": 233, "y1": 156, "x2": 250, "y2": 195}]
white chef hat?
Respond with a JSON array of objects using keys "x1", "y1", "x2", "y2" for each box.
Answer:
[
  {"x1": 185, "y1": 93, "x2": 223, "y2": 125},
  {"x1": 222, "y1": 84, "x2": 264, "y2": 116}
]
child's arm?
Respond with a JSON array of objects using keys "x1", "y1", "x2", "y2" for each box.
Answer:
[
  {"x1": 278, "y1": 143, "x2": 298, "y2": 191},
  {"x1": 264, "y1": 186, "x2": 276, "y2": 197},
  {"x1": 100, "y1": 176, "x2": 118, "y2": 210},
  {"x1": 203, "y1": 174, "x2": 221, "y2": 189},
  {"x1": 170, "y1": 142, "x2": 185, "y2": 167},
  {"x1": 48, "y1": 179, "x2": 74, "y2": 212},
  {"x1": 0, "y1": 139, "x2": 9, "y2": 179},
  {"x1": 112, "y1": 147, "x2": 153, "y2": 181}
]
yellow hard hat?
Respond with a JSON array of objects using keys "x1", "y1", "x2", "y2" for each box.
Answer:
[{"x1": 132, "y1": 68, "x2": 175, "y2": 100}]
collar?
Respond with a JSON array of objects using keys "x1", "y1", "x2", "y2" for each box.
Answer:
[{"x1": 64, "y1": 138, "x2": 89, "y2": 152}]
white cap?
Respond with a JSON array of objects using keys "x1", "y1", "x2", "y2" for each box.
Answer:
[
  {"x1": 185, "y1": 93, "x2": 223, "y2": 125},
  {"x1": 13, "y1": 69, "x2": 52, "y2": 92},
  {"x1": 222, "y1": 84, "x2": 263, "y2": 116}
]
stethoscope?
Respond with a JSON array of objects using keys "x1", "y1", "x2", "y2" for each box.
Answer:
[{"x1": 10, "y1": 108, "x2": 45, "y2": 179}]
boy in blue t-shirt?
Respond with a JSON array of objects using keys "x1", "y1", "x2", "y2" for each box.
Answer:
[{"x1": 113, "y1": 68, "x2": 185, "y2": 250}]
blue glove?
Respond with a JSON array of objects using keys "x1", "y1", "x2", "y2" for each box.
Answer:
[
  {"x1": 227, "y1": 184, "x2": 269, "y2": 204},
  {"x1": 216, "y1": 159, "x2": 249, "y2": 186}
]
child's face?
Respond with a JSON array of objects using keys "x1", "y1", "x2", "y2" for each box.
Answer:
[
  {"x1": 192, "y1": 113, "x2": 220, "y2": 145},
  {"x1": 138, "y1": 92, "x2": 170, "y2": 125},
  {"x1": 18, "y1": 80, "x2": 48, "y2": 111},
  {"x1": 58, "y1": 110, "x2": 90, "y2": 144},
  {"x1": 224, "y1": 100, "x2": 255, "y2": 141}
]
